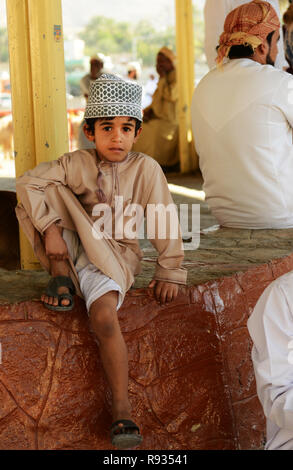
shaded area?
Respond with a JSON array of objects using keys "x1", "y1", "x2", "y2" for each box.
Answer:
[{"x1": 0, "y1": 190, "x2": 19, "y2": 271}]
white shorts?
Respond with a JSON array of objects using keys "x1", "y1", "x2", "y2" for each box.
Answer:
[{"x1": 62, "y1": 229, "x2": 124, "y2": 312}]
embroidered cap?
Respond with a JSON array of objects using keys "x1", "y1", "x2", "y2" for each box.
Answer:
[{"x1": 84, "y1": 73, "x2": 143, "y2": 122}]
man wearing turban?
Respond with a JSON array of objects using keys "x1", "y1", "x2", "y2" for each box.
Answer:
[
  {"x1": 204, "y1": 0, "x2": 287, "y2": 69},
  {"x1": 78, "y1": 54, "x2": 105, "y2": 150},
  {"x1": 192, "y1": 2, "x2": 293, "y2": 449},
  {"x1": 192, "y1": 0, "x2": 293, "y2": 229},
  {"x1": 133, "y1": 47, "x2": 179, "y2": 172}
]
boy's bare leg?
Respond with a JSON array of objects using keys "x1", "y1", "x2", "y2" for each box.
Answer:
[
  {"x1": 89, "y1": 291, "x2": 137, "y2": 431},
  {"x1": 41, "y1": 224, "x2": 72, "y2": 307}
]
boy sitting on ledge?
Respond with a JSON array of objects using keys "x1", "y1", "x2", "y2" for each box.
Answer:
[{"x1": 15, "y1": 73, "x2": 187, "y2": 449}]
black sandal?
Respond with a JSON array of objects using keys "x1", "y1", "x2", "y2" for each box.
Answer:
[
  {"x1": 110, "y1": 419, "x2": 143, "y2": 449},
  {"x1": 43, "y1": 275, "x2": 76, "y2": 311}
]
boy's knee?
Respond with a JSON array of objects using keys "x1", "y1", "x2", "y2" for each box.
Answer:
[{"x1": 90, "y1": 305, "x2": 117, "y2": 338}]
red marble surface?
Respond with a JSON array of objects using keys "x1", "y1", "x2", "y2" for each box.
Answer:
[{"x1": 1, "y1": 256, "x2": 293, "y2": 450}]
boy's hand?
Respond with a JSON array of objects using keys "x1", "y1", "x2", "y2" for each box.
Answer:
[
  {"x1": 148, "y1": 280, "x2": 179, "y2": 305},
  {"x1": 44, "y1": 224, "x2": 68, "y2": 261}
]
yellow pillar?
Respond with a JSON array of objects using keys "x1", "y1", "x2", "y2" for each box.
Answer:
[
  {"x1": 28, "y1": 0, "x2": 69, "y2": 164},
  {"x1": 175, "y1": 0, "x2": 198, "y2": 173},
  {"x1": 6, "y1": 0, "x2": 38, "y2": 269},
  {"x1": 6, "y1": 0, "x2": 69, "y2": 269}
]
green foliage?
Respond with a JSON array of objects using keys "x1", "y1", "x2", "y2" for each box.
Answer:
[
  {"x1": 134, "y1": 21, "x2": 175, "y2": 66},
  {"x1": 79, "y1": 16, "x2": 133, "y2": 56},
  {"x1": 79, "y1": 8, "x2": 205, "y2": 67},
  {"x1": 0, "y1": 28, "x2": 9, "y2": 63},
  {"x1": 79, "y1": 15, "x2": 177, "y2": 66}
]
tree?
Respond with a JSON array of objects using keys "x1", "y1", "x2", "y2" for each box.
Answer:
[
  {"x1": 78, "y1": 9, "x2": 205, "y2": 68},
  {"x1": 134, "y1": 21, "x2": 175, "y2": 66},
  {"x1": 79, "y1": 16, "x2": 133, "y2": 56}
]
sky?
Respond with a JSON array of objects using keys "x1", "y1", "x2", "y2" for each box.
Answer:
[{"x1": 0, "y1": 0, "x2": 205, "y2": 31}]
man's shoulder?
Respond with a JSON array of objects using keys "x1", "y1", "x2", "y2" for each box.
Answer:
[
  {"x1": 260, "y1": 63, "x2": 291, "y2": 80},
  {"x1": 194, "y1": 59, "x2": 291, "y2": 96},
  {"x1": 253, "y1": 64, "x2": 293, "y2": 98}
]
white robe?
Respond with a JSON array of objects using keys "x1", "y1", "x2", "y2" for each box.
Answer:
[
  {"x1": 247, "y1": 271, "x2": 293, "y2": 450},
  {"x1": 191, "y1": 58, "x2": 293, "y2": 229}
]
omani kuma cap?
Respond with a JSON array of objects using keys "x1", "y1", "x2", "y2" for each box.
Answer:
[{"x1": 84, "y1": 73, "x2": 143, "y2": 122}]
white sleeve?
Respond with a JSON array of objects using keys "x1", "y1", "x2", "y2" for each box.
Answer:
[
  {"x1": 204, "y1": 0, "x2": 228, "y2": 69},
  {"x1": 247, "y1": 277, "x2": 293, "y2": 431},
  {"x1": 272, "y1": 74, "x2": 293, "y2": 129}
]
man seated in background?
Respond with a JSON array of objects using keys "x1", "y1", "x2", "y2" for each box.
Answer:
[
  {"x1": 80, "y1": 54, "x2": 105, "y2": 100},
  {"x1": 127, "y1": 61, "x2": 141, "y2": 81},
  {"x1": 192, "y1": 0, "x2": 293, "y2": 229},
  {"x1": 133, "y1": 47, "x2": 179, "y2": 173},
  {"x1": 78, "y1": 54, "x2": 104, "y2": 149}
]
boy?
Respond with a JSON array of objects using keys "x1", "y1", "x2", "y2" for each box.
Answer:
[{"x1": 16, "y1": 74, "x2": 187, "y2": 449}]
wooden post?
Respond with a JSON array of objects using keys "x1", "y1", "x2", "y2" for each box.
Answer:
[
  {"x1": 28, "y1": 0, "x2": 69, "y2": 164},
  {"x1": 175, "y1": 0, "x2": 198, "y2": 173},
  {"x1": 6, "y1": 0, "x2": 69, "y2": 269},
  {"x1": 6, "y1": 0, "x2": 38, "y2": 269}
]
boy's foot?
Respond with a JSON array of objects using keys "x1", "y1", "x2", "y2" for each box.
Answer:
[
  {"x1": 110, "y1": 419, "x2": 143, "y2": 450},
  {"x1": 110, "y1": 407, "x2": 142, "y2": 449},
  {"x1": 41, "y1": 275, "x2": 76, "y2": 311}
]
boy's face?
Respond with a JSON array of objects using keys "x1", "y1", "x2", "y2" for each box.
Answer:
[{"x1": 84, "y1": 116, "x2": 142, "y2": 162}]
